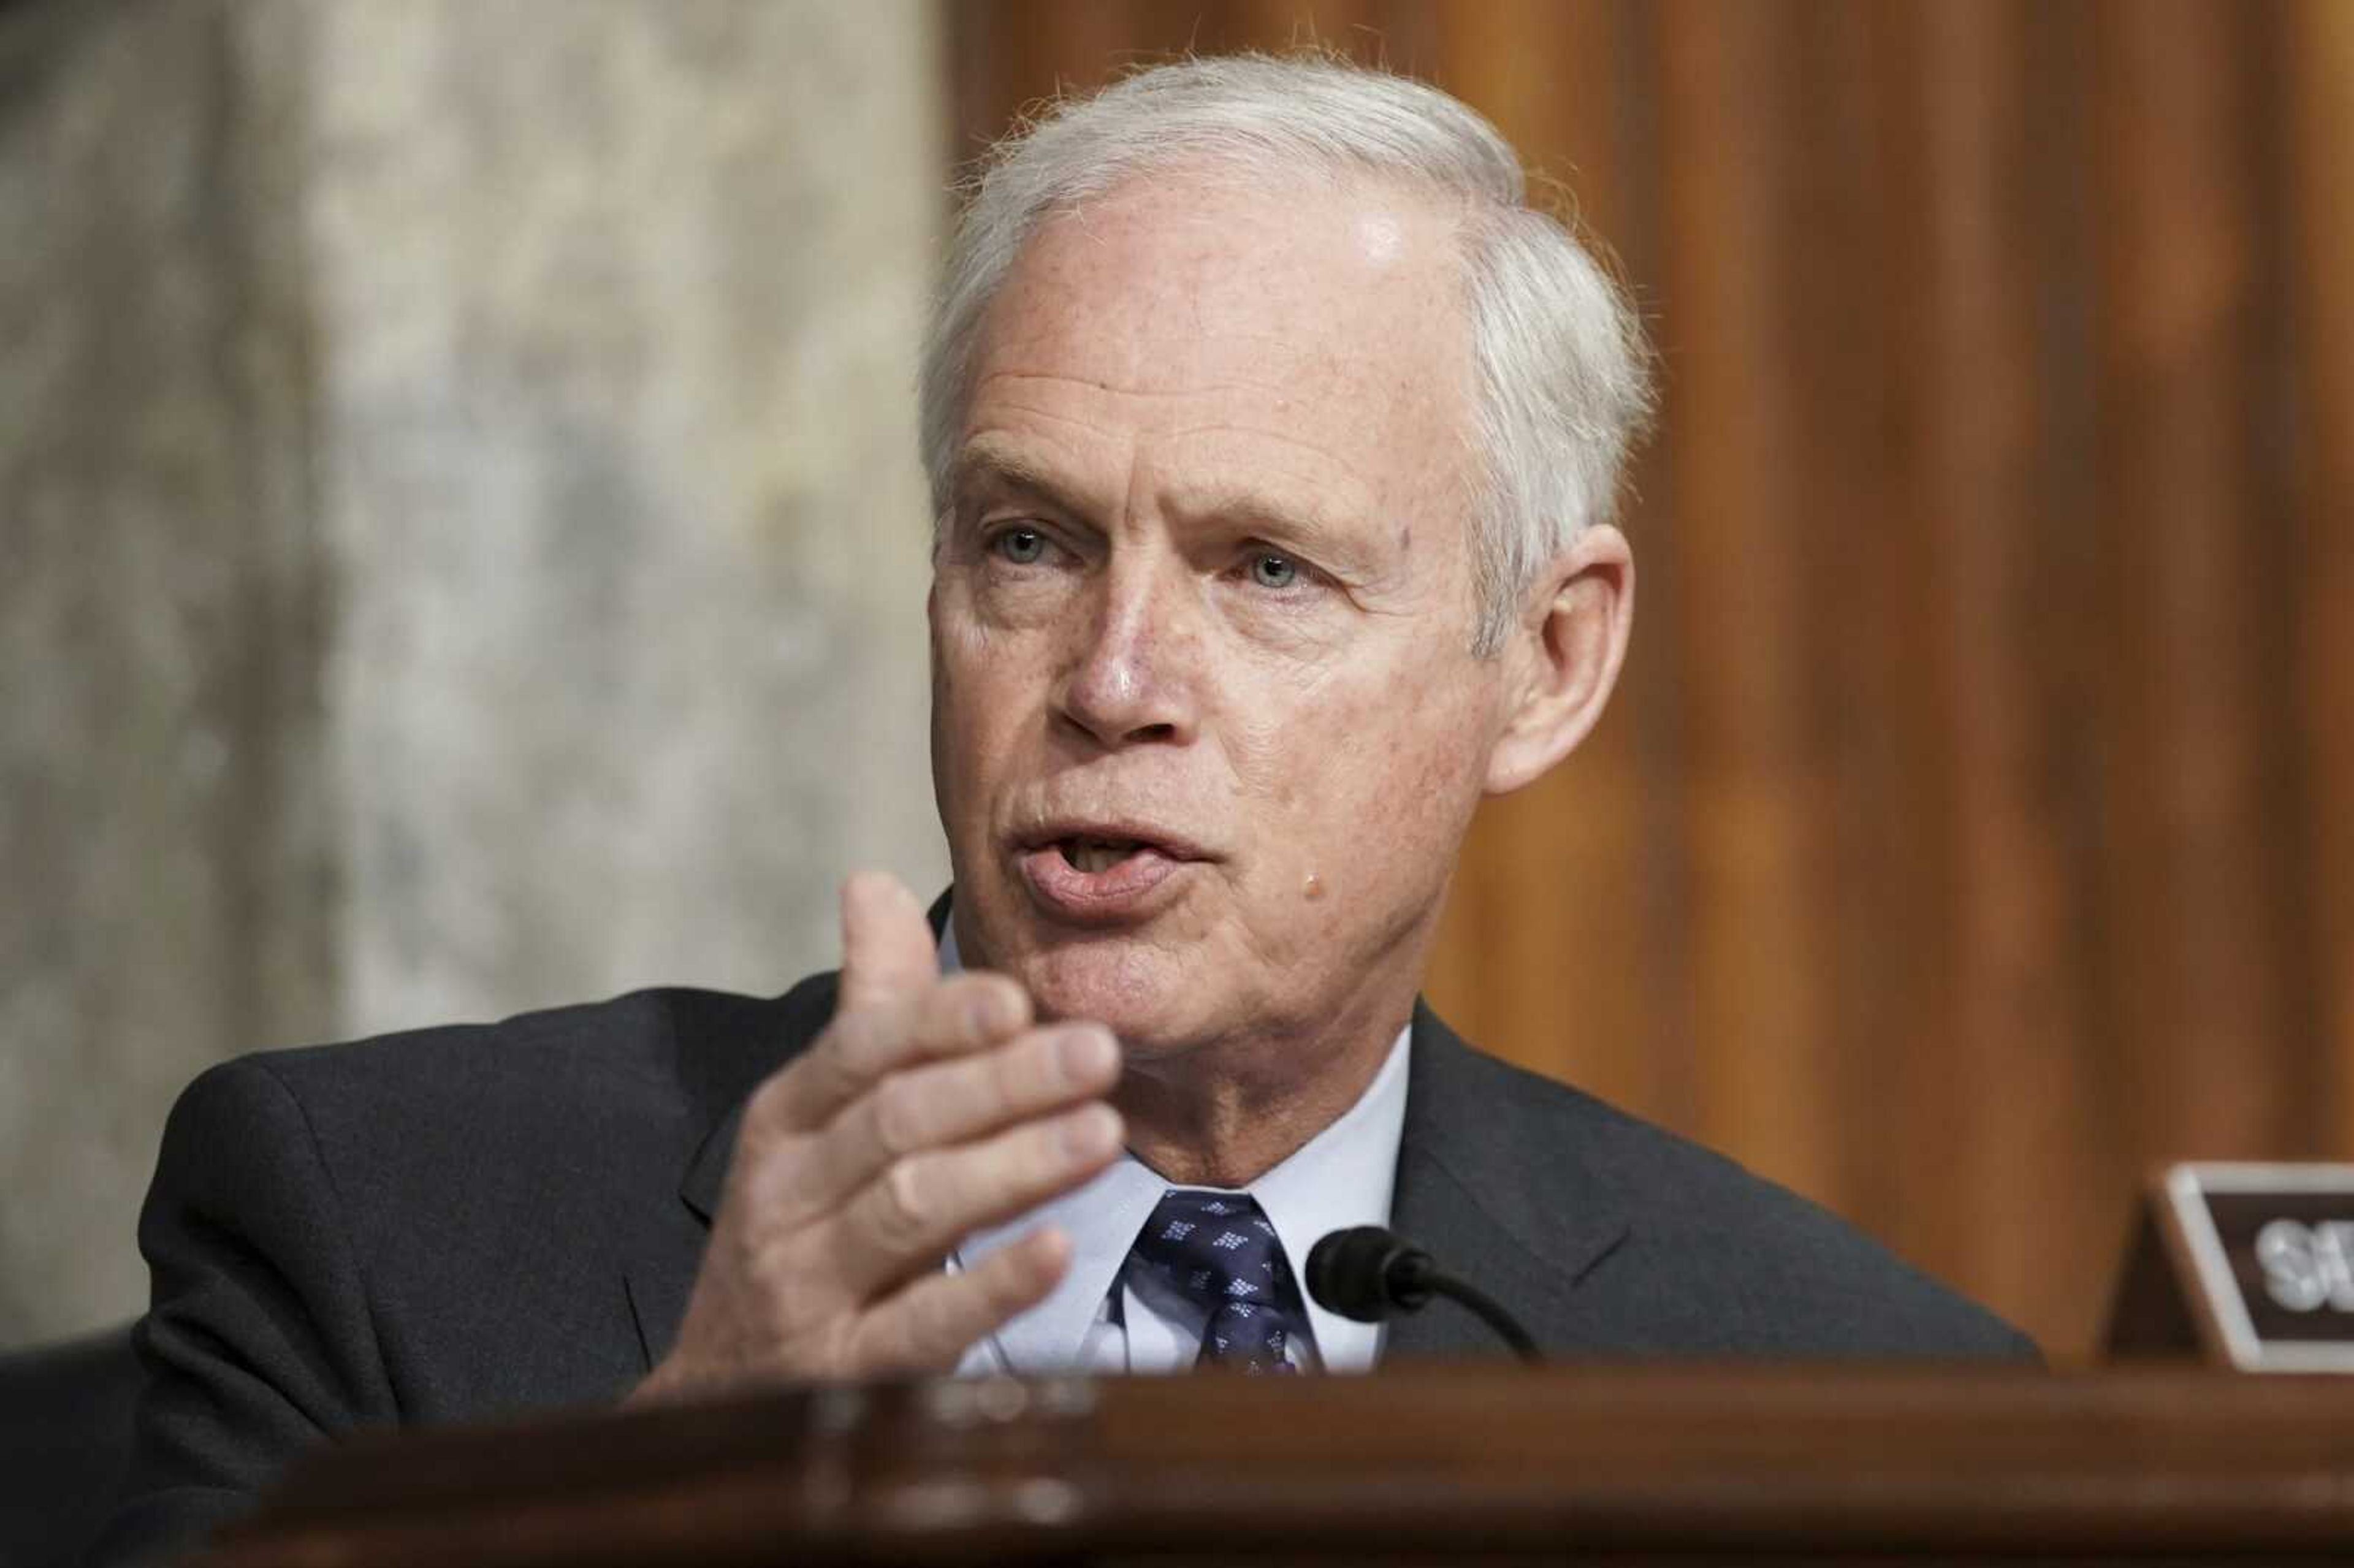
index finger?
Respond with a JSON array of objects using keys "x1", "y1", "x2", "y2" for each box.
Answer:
[
  {"x1": 837, "y1": 872, "x2": 939, "y2": 1014},
  {"x1": 754, "y1": 970, "x2": 1033, "y2": 1136}
]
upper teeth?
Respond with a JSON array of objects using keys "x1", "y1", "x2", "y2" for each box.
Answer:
[{"x1": 1067, "y1": 839, "x2": 1138, "y2": 873}]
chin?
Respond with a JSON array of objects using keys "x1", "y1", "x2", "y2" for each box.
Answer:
[{"x1": 1011, "y1": 933, "x2": 1217, "y2": 1052}]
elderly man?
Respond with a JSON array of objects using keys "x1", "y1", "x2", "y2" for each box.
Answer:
[{"x1": 99, "y1": 53, "x2": 2027, "y2": 1562}]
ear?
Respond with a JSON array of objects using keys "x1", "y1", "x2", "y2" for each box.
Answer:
[{"x1": 1482, "y1": 524, "x2": 1634, "y2": 796}]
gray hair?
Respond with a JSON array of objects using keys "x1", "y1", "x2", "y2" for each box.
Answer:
[{"x1": 918, "y1": 53, "x2": 1653, "y2": 655}]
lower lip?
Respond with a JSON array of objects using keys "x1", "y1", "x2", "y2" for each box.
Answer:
[{"x1": 1018, "y1": 844, "x2": 1189, "y2": 922}]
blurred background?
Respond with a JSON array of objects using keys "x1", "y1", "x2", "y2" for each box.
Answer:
[{"x1": 2, "y1": 0, "x2": 2346, "y2": 1364}]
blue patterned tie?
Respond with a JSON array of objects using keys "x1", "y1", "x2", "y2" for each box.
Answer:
[{"x1": 1126, "y1": 1189, "x2": 1314, "y2": 1373}]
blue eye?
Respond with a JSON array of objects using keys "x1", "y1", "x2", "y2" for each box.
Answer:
[
  {"x1": 993, "y1": 526, "x2": 1047, "y2": 565},
  {"x1": 1248, "y1": 551, "x2": 1300, "y2": 590}
]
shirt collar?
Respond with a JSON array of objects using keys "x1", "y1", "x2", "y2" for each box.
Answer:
[{"x1": 945, "y1": 913, "x2": 1412, "y2": 1369}]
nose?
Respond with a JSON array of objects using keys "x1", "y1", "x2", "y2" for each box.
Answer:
[{"x1": 1054, "y1": 556, "x2": 1198, "y2": 750}]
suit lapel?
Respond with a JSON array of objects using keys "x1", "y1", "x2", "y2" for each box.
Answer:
[
  {"x1": 678, "y1": 1099, "x2": 750, "y2": 1230},
  {"x1": 1382, "y1": 1004, "x2": 1632, "y2": 1361}
]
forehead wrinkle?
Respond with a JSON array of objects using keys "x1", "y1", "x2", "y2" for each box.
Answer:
[
  {"x1": 973, "y1": 366, "x2": 1335, "y2": 405},
  {"x1": 1157, "y1": 420, "x2": 1385, "y2": 481},
  {"x1": 1148, "y1": 443, "x2": 1363, "y2": 538},
  {"x1": 976, "y1": 372, "x2": 1435, "y2": 479},
  {"x1": 1157, "y1": 416, "x2": 1463, "y2": 534},
  {"x1": 967, "y1": 379, "x2": 1431, "y2": 519}
]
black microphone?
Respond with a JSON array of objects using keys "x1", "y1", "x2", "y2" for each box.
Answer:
[{"x1": 1305, "y1": 1225, "x2": 1542, "y2": 1363}]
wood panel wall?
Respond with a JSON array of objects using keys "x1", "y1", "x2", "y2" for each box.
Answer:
[{"x1": 945, "y1": 0, "x2": 2352, "y2": 1360}]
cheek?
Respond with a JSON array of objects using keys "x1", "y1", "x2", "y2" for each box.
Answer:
[
  {"x1": 931, "y1": 596, "x2": 1027, "y2": 811},
  {"x1": 1232, "y1": 660, "x2": 1489, "y2": 897},
  {"x1": 1219, "y1": 698, "x2": 1300, "y2": 809},
  {"x1": 935, "y1": 576, "x2": 1047, "y2": 712}
]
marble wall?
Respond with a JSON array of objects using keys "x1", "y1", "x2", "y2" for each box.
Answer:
[{"x1": 0, "y1": 0, "x2": 947, "y2": 1344}]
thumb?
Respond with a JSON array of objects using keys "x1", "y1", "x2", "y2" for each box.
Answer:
[{"x1": 836, "y1": 872, "x2": 939, "y2": 1013}]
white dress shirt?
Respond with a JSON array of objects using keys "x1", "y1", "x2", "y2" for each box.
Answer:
[{"x1": 936, "y1": 924, "x2": 1411, "y2": 1375}]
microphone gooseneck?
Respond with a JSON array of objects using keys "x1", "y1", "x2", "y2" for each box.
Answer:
[{"x1": 1305, "y1": 1225, "x2": 1542, "y2": 1363}]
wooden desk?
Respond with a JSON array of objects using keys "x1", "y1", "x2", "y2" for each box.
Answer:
[{"x1": 201, "y1": 1364, "x2": 2354, "y2": 1565}]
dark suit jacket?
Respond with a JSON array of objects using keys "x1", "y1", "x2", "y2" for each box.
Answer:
[{"x1": 93, "y1": 967, "x2": 2032, "y2": 1562}]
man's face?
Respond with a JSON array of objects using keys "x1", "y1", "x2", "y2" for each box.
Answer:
[{"x1": 929, "y1": 171, "x2": 1512, "y2": 1068}]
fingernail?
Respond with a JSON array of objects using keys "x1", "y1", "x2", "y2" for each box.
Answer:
[
  {"x1": 1056, "y1": 1026, "x2": 1118, "y2": 1083},
  {"x1": 1062, "y1": 1103, "x2": 1121, "y2": 1161}
]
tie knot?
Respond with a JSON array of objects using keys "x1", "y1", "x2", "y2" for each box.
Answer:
[{"x1": 1127, "y1": 1190, "x2": 1311, "y2": 1371}]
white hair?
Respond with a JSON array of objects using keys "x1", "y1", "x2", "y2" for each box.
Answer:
[{"x1": 919, "y1": 53, "x2": 1653, "y2": 655}]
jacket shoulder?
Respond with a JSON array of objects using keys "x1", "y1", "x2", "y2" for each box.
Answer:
[
  {"x1": 104, "y1": 976, "x2": 839, "y2": 1563},
  {"x1": 248, "y1": 981, "x2": 812, "y2": 1128},
  {"x1": 223, "y1": 980, "x2": 831, "y2": 1353},
  {"x1": 1424, "y1": 1038, "x2": 2036, "y2": 1358},
  {"x1": 158, "y1": 977, "x2": 833, "y2": 1400}
]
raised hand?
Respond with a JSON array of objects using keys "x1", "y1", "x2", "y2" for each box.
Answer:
[{"x1": 631, "y1": 873, "x2": 1122, "y2": 1399}]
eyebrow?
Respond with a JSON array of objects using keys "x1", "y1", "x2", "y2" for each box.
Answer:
[
  {"x1": 948, "y1": 441, "x2": 1098, "y2": 523},
  {"x1": 949, "y1": 438, "x2": 1380, "y2": 573}
]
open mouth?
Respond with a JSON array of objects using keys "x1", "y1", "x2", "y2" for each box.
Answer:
[
  {"x1": 1056, "y1": 837, "x2": 1151, "y2": 873},
  {"x1": 1015, "y1": 823, "x2": 1201, "y2": 920}
]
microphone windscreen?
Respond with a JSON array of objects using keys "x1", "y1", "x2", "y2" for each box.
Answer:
[{"x1": 1306, "y1": 1225, "x2": 1409, "y2": 1322}]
